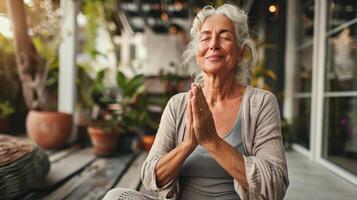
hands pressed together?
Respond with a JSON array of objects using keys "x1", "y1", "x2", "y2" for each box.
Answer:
[{"x1": 183, "y1": 83, "x2": 219, "y2": 152}]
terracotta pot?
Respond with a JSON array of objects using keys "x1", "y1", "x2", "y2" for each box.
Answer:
[
  {"x1": 0, "y1": 118, "x2": 9, "y2": 133},
  {"x1": 26, "y1": 110, "x2": 72, "y2": 149},
  {"x1": 142, "y1": 135, "x2": 155, "y2": 152},
  {"x1": 88, "y1": 127, "x2": 119, "y2": 156}
]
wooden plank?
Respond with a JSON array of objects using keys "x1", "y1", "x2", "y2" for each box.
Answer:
[
  {"x1": 42, "y1": 159, "x2": 107, "y2": 200},
  {"x1": 49, "y1": 144, "x2": 81, "y2": 163},
  {"x1": 64, "y1": 152, "x2": 137, "y2": 200},
  {"x1": 44, "y1": 148, "x2": 96, "y2": 188},
  {"x1": 115, "y1": 152, "x2": 147, "y2": 190},
  {"x1": 23, "y1": 147, "x2": 96, "y2": 199}
]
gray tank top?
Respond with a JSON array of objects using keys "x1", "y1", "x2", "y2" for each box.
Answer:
[{"x1": 180, "y1": 110, "x2": 244, "y2": 200}]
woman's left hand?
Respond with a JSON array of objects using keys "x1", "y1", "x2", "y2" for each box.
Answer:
[{"x1": 191, "y1": 84, "x2": 219, "y2": 146}]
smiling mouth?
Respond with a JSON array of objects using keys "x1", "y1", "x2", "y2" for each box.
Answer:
[{"x1": 206, "y1": 55, "x2": 223, "y2": 61}]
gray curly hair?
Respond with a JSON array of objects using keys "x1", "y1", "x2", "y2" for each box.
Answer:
[{"x1": 183, "y1": 4, "x2": 257, "y2": 86}]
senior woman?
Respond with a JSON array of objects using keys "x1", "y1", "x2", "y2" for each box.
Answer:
[{"x1": 104, "y1": 3, "x2": 288, "y2": 200}]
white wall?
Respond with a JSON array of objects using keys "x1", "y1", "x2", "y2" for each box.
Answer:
[
  {"x1": 143, "y1": 30, "x2": 184, "y2": 75},
  {"x1": 118, "y1": 29, "x2": 198, "y2": 77}
]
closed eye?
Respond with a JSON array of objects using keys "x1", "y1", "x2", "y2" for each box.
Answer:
[
  {"x1": 200, "y1": 37, "x2": 211, "y2": 41},
  {"x1": 220, "y1": 37, "x2": 231, "y2": 40}
]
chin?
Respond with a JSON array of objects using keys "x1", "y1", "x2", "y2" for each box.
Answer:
[{"x1": 201, "y1": 63, "x2": 227, "y2": 74}]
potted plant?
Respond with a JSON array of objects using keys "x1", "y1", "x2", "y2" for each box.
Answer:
[
  {"x1": 88, "y1": 106, "x2": 123, "y2": 156},
  {"x1": 88, "y1": 69, "x2": 153, "y2": 154},
  {"x1": 6, "y1": 1, "x2": 75, "y2": 149},
  {"x1": 85, "y1": 69, "x2": 119, "y2": 156},
  {"x1": 115, "y1": 70, "x2": 162, "y2": 152},
  {"x1": 0, "y1": 101, "x2": 15, "y2": 133},
  {"x1": 24, "y1": 41, "x2": 73, "y2": 149}
]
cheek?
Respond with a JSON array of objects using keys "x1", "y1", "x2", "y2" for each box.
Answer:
[
  {"x1": 225, "y1": 46, "x2": 239, "y2": 68},
  {"x1": 197, "y1": 43, "x2": 207, "y2": 55},
  {"x1": 229, "y1": 45, "x2": 240, "y2": 59},
  {"x1": 196, "y1": 44, "x2": 208, "y2": 62},
  {"x1": 196, "y1": 53, "x2": 204, "y2": 67}
]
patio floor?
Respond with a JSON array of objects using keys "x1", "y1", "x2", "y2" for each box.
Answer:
[{"x1": 285, "y1": 151, "x2": 357, "y2": 200}]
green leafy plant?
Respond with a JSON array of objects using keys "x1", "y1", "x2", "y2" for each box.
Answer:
[
  {"x1": 31, "y1": 43, "x2": 95, "y2": 111},
  {"x1": 90, "y1": 69, "x2": 157, "y2": 134},
  {"x1": 116, "y1": 71, "x2": 154, "y2": 133},
  {"x1": 0, "y1": 101, "x2": 15, "y2": 119},
  {"x1": 0, "y1": 35, "x2": 20, "y2": 104},
  {"x1": 85, "y1": 68, "x2": 119, "y2": 134},
  {"x1": 89, "y1": 70, "x2": 134, "y2": 134},
  {"x1": 252, "y1": 59, "x2": 277, "y2": 91}
]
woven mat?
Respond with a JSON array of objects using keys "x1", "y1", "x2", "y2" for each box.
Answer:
[{"x1": 0, "y1": 134, "x2": 33, "y2": 167}]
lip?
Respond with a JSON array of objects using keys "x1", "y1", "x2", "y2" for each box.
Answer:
[{"x1": 206, "y1": 55, "x2": 223, "y2": 61}]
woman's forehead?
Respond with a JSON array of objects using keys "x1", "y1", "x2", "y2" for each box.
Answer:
[{"x1": 199, "y1": 15, "x2": 235, "y2": 33}]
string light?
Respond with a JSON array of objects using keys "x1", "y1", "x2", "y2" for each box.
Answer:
[
  {"x1": 268, "y1": 4, "x2": 277, "y2": 13},
  {"x1": 169, "y1": 25, "x2": 178, "y2": 34},
  {"x1": 173, "y1": 0, "x2": 183, "y2": 12}
]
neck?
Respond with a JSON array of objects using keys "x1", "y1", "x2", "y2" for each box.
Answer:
[{"x1": 203, "y1": 74, "x2": 238, "y2": 106}]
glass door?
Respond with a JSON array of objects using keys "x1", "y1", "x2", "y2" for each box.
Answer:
[{"x1": 322, "y1": 0, "x2": 357, "y2": 175}]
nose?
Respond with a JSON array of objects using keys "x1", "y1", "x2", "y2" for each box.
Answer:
[{"x1": 208, "y1": 34, "x2": 220, "y2": 50}]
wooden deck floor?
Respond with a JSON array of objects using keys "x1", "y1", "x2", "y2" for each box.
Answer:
[{"x1": 22, "y1": 145, "x2": 147, "y2": 200}]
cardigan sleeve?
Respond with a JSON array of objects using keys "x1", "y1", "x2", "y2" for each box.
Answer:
[
  {"x1": 141, "y1": 96, "x2": 180, "y2": 200},
  {"x1": 234, "y1": 93, "x2": 289, "y2": 200}
]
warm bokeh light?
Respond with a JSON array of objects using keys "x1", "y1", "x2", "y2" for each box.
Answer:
[
  {"x1": 169, "y1": 26, "x2": 178, "y2": 34},
  {"x1": 0, "y1": 16, "x2": 12, "y2": 38},
  {"x1": 161, "y1": 12, "x2": 169, "y2": 21},
  {"x1": 268, "y1": 4, "x2": 277, "y2": 13},
  {"x1": 173, "y1": 0, "x2": 183, "y2": 11}
]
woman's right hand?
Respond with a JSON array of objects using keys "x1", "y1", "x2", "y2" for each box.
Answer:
[
  {"x1": 183, "y1": 90, "x2": 198, "y2": 152},
  {"x1": 154, "y1": 89, "x2": 198, "y2": 189}
]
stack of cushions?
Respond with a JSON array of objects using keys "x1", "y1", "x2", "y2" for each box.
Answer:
[{"x1": 0, "y1": 134, "x2": 50, "y2": 200}]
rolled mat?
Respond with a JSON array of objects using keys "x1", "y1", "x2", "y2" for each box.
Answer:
[{"x1": 0, "y1": 134, "x2": 50, "y2": 200}]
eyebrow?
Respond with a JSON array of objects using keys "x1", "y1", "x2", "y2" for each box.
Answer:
[{"x1": 199, "y1": 29, "x2": 234, "y2": 36}]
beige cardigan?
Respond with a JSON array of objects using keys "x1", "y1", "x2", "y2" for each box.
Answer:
[{"x1": 141, "y1": 86, "x2": 289, "y2": 200}]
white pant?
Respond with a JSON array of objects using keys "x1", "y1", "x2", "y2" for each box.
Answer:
[{"x1": 103, "y1": 188, "x2": 159, "y2": 200}]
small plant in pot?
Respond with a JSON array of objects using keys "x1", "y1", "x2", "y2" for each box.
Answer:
[
  {"x1": 115, "y1": 70, "x2": 156, "y2": 153},
  {"x1": 88, "y1": 105, "x2": 123, "y2": 157},
  {"x1": 88, "y1": 69, "x2": 150, "y2": 155},
  {"x1": 87, "y1": 69, "x2": 119, "y2": 156},
  {"x1": 6, "y1": 1, "x2": 75, "y2": 149}
]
